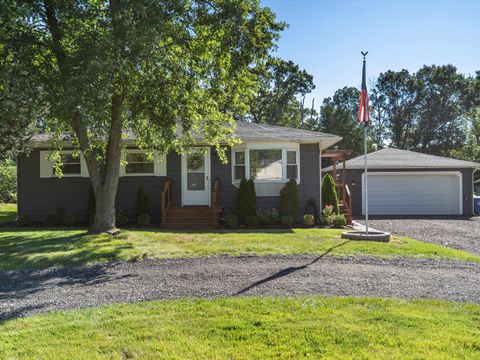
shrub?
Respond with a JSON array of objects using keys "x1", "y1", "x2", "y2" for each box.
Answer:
[
  {"x1": 116, "y1": 209, "x2": 129, "y2": 227},
  {"x1": 245, "y1": 215, "x2": 259, "y2": 227},
  {"x1": 0, "y1": 158, "x2": 17, "y2": 203},
  {"x1": 135, "y1": 187, "x2": 151, "y2": 218},
  {"x1": 45, "y1": 214, "x2": 58, "y2": 227},
  {"x1": 304, "y1": 198, "x2": 317, "y2": 223},
  {"x1": 257, "y1": 207, "x2": 279, "y2": 225},
  {"x1": 321, "y1": 205, "x2": 335, "y2": 226},
  {"x1": 64, "y1": 212, "x2": 78, "y2": 227},
  {"x1": 137, "y1": 214, "x2": 151, "y2": 227},
  {"x1": 321, "y1": 174, "x2": 340, "y2": 215},
  {"x1": 303, "y1": 214, "x2": 315, "y2": 227},
  {"x1": 235, "y1": 178, "x2": 256, "y2": 223},
  {"x1": 281, "y1": 215, "x2": 294, "y2": 228},
  {"x1": 17, "y1": 214, "x2": 32, "y2": 227},
  {"x1": 332, "y1": 214, "x2": 347, "y2": 228},
  {"x1": 86, "y1": 186, "x2": 96, "y2": 225},
  {"x1": 225, "y1": 214, "x2": 238, "y2": 229},
  {"x1": 280, "y1": 179, "x2": 298, "y2": 218}
]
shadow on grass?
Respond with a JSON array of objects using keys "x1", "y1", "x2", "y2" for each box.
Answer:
[
  {"x1": 0, "y1": 230, "x2": 131, "y2": 271},
  {"x1": 235, "y1": 240, "x2": 350, "y2": 295}
]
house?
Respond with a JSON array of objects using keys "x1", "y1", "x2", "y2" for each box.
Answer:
[
  {"x1": 17, "y1": 121, "x2": 344, "y2": 227},
  {"x1": 323, "y1": 148, "x2": 480, "y2": 217}
]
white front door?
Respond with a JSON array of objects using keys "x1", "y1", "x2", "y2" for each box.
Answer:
[{"x1": 182, "y1": 147, "x2": 211, "y2": 206}]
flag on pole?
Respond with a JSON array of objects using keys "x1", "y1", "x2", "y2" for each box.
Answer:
[{"x1": 358, "y1": 53, "x2": 370, "y2": 126}]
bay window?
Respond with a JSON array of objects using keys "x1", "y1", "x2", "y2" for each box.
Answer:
[{"x1": 232, "y1": 145, "x2": 300, "y2": 184}]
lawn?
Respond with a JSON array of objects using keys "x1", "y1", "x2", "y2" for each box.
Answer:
[
  {"x1": 0, "y1": 203, "x2": 16, "y2": 223},
  {"x1": 1, "y1": 296, "x2": 479, "y2": 359},
  {"x1": 1, "y1": 203, "x2": 479, "y2": 271},
  {"x1": 1, "y1": 227, "x2": 479, "y2": 271}
]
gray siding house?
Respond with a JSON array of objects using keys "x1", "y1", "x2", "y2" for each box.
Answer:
[
  {"x1": 323, "y1": 148, "x2": 480, "y2": 217},
  {"x1": 18, "y1": 121, "x2": 342, "y2": 226}
]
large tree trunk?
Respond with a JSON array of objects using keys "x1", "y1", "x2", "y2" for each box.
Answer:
[{"x1": 91, "y1": 184, "x2": 118, "y2": 233}]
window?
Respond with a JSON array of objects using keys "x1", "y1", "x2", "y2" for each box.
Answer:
[
  {"x1": 286, "y1": 150, "x2": 298, "y2": 180},
  {"x1": 60, "y1": 153, "x2": 81, "y2": 175},
  {"x1": 126, "y1": 152, "x2": 154, "y2": 174},
  {"x1": 233, "y1": 151, "x2": 246, "y2": 180},
  {"x1": 230, "y1": 144, "x2": 300, "y2": 187},
  {"x1": 250, "y1": 149, "x2": 282, "y2": 180}
]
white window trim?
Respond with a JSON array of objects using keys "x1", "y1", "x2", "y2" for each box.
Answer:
[
  {"x1": 231, "y1": 141, "x2": 300, "y2": 185},
  {"x1": 40, "y1": 150, "x2": 89, "y2": 178},
  {"x1": 120, "y1": 150, "x2": 166, "y2": 177}
]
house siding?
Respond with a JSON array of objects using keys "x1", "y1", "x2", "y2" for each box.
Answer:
[
  {"x1": 337, "y1": 168, "x2": 475, "y2": 217},
  {"x1": 17, "y1": 144, "x2": 322, "y2": 223}
]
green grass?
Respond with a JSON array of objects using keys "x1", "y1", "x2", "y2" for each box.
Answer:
[
  {"x1": 0, "y1": 203, "x2": 16, "y2": 223},
  {"x1": 1, "y1": 203, "x2": 479, "y2": 270},
  {"x1": 1, "y1": 296, "x2": 479, "y2": 359},
  {"x1": 0, "y1": 227, "x2": 479, "y2": 271}
]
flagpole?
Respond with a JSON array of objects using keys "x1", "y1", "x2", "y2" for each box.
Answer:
[{"x1": 364, "y1": 124, "x2": 368, "y2": 234}]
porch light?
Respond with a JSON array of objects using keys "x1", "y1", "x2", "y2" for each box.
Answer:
[{"x1": 351, "y1": 180, "x2": 356, "y2": 187}]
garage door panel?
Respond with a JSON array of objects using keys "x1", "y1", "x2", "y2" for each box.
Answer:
[{"x1": 364, "y1": 173, "x2": 461, "y2": 215}]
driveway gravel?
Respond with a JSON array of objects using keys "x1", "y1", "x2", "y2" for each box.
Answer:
[
  {"x1": 1, "y1": 255, "x2": 479, "y2": 320},
  {"x1": 360, "y1": 218, "x2": 480, "y2": 255}
]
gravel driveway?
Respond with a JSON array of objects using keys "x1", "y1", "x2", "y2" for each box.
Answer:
[
  {"x1": 1, "y1": 255, "x2": 479, "y2": 320},
  {"x1": 360, "y1": 218, "x2": 480, "y2": 255}
]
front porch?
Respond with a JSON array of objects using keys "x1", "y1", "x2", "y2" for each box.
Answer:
[
  {"x1": 161, "y1": 178, "x2": 222, "y2": 228},
  {"x1": 322, "y1": 149, "x2": 353, "y2": 224}
]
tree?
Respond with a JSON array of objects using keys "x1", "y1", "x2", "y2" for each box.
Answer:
[
  {"x1": 321, "y1": 174, "x2": 339, "y2": 215},
  {"x1": 247, "y1": 58, "x2": 314, "y2": 128},
  {"x1": 1, "y1": 0, "x2": 283, "y2": 232},
  {"x1": 317, "y1": 87, "x2": 365, "y2": 156}
]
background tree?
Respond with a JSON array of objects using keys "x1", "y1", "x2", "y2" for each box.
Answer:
[
  {"x1": 1, "y1": 0, "x2": 283, "y2": 232},
  {"x1": 316, "y1": 87, "x2": 365, "y2": 156},
  {"x1": 247, "y1": 58, "x2": 314, "y2": 127}
]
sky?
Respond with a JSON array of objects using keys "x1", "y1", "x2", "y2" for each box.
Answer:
[{"x1": 261, "y1": 0, "x2": 480, "y2": 106}]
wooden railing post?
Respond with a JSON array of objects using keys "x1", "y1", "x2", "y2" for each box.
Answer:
[{"x1": 161, "y1": 179, "x2": 172, "y2": 224}]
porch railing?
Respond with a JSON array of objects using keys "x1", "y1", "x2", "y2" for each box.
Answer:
[
  {"x1": 335, "y1": 182, "x2": 352, "y2": 224},
  {"x1": 161, "y1": 179, "x2": 172, "y2": 224}
]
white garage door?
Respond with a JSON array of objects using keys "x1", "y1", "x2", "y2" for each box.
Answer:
[{"x1": 363, "y1": 172, "x2": 462, "y2": 215}]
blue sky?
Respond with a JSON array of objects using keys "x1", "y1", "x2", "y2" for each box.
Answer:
[{"x1": 261, "y1": 0, "x2": 480, "y2": 106}]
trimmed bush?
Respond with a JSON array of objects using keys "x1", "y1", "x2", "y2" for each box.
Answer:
[
  {"x1": 304, "y1": 198, "x2": 317, "y2": 223},
  {"x1": 321, "y1": 205, "x2": 335, "y2": 226},
  {"x1": 235, "y1": 178, "x2": 256, "y2": 223},
  {"x1": 303, "y1": 214, "x2": 315, "y2": 227},
  {"x1": 225, "y1": 214, "x2": 239, "y2": 229},
  {"x1": 0, "y1": 158, "x2": 17, "y2": 203},
  {"x1": 116, "y1": 209, "x2": 129, "y2": 227},
  {"x1": 135, "y1": 186, "x2": 151, "y2": 218},
  {"x1": 17, "y1": 214, "x2": 32, "y2": 227},
  {"x1": 137, "y1": 214, "x2": 152, "y2": 227},
  {"x1": 321, "y1": 174, "x2": 340, "y2": 215},
  {"x1": 280, "y1": 179, "x2": 298, "y2": 218},
  {"x1": 281, "y1": 215, "x2": 294, "y2": 228},
  {"x1": 245, "y1": 215, "x2": 259, "y2": 227},
  {"x1": 332, "y1": 214, "x2": 347, "y2": 228},
  {"x1": 257, "y1": 207, "x2": 279, "y2": 225}
]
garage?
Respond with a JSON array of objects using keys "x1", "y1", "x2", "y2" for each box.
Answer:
[
  {"x1": 323, "y1": 148, "x2": 479, "y2": 217},
  {"x1": 363, "y1": 172, "x2": 462, "y2": 215}
]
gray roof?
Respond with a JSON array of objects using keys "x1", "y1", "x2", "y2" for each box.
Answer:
[
  {"x1": 28, "y1": 121, "x2": 342, "y2": 148},
  {"x1": 323, "y1": 148, "x2": 480, "y2": 171}
]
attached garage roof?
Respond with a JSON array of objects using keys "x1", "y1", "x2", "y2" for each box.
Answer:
[
  {"x1": 323, "y1": 148, "x2": 480, "y2": 171},
  {"x1": 28, "y1": 121, "x2": 342, "y2": 148}
]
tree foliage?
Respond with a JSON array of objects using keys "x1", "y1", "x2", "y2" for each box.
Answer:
[
  {"x1": 1, "y1": 0, "x2": 283, "y2": 231},
  {"x1": 247, "y1": 58, "x2": 314, "y2": 128}
]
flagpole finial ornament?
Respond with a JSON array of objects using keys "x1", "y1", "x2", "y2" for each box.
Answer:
[{"x1": 361, "y1": 51, "x2": 368, "y2": 60}]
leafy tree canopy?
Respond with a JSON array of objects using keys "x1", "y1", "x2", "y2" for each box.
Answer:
[
  {"x1": 0, "y1": 0, "x2": 284, "y2": 231},
  {"x1": 246, "y1": 57, "x2": 314, "y2": 128}
]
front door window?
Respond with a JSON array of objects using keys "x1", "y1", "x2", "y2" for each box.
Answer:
[{"x1": 187, "y1": 150, "x2": 205, "y2": 191}]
